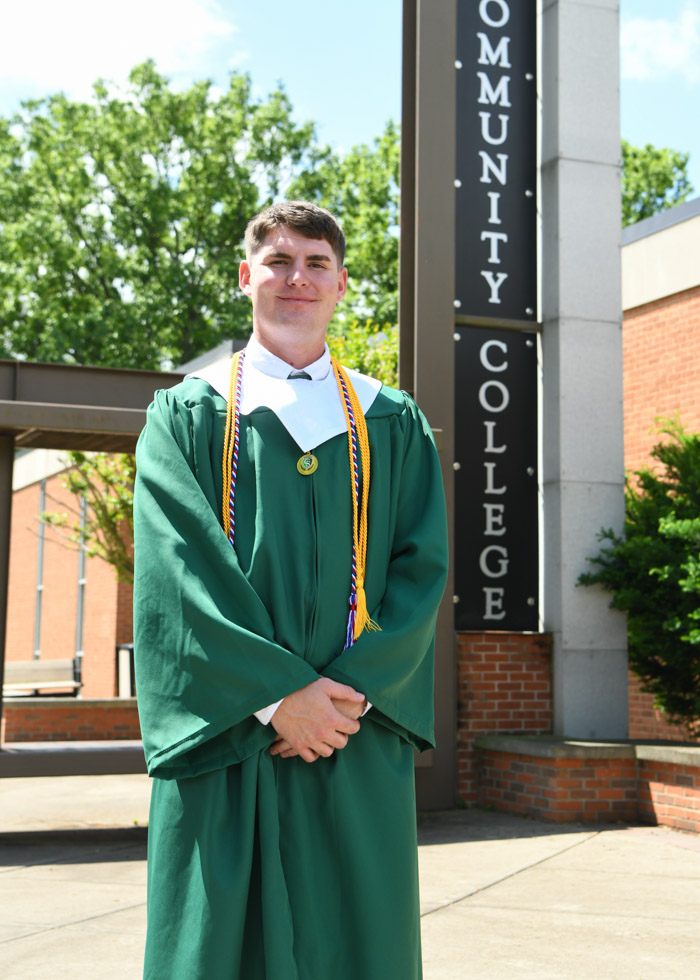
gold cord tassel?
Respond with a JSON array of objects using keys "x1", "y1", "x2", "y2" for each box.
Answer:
[{"x1": 332, "y1": 358, "x2": 382, "y2": 640}]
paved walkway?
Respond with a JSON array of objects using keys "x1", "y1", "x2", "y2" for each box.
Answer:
[{"x1": 1, "y1": 774, "x2": 700, "y2": 978}]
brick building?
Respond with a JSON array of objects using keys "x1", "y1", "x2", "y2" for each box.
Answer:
[
  {"x1": 622, "y1": 197, "x2": 700, "y2": 474},
  {"x1": 620, "y1": 196, "x2": 700, "y2": 740},
  {"x1": 5, "y1": 449, "x2": 133, "y2": 700}
]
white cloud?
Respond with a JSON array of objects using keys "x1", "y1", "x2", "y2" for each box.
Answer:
[
  {"x1": 0, "y1": 0, "x2": 238, "y2": 104},
  {"x1": 621, "y1": 5, "x2": 700, "y2": 83}
]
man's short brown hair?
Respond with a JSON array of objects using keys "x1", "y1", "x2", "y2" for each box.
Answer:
[{"x1": 244, "y1": 201, "x2": 346, "y2": 267}]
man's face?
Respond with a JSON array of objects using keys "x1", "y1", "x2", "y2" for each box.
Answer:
[{"x1": 239, "y1": 228, "x2": 347, "y2": 355}]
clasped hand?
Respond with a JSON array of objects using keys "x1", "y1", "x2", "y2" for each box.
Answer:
[{"x1": 269, "y1": 677, "x2": 366, "y2": 764}]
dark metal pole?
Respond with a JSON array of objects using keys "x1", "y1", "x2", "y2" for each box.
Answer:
[
  {"x1": 399, "y1": 0, "x2": 417, "y2": 394},
  {"x1": 410, "y1": 0, "x2": 457, "y2": 809},
  {"x1": 0, "y1": 435, "x2": 15, "y2": 740}
]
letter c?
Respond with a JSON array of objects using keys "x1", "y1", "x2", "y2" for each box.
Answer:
[{"x1": 480, "y1": 339, "x2": 508, "y2": 372}]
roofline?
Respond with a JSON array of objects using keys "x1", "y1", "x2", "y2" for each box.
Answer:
[
  {"x1": 622, "y1": 195, "x2": 700, "y2": 246},
  {"x1": 177, "y1": 338, "x2": 247, "y2": 374}
]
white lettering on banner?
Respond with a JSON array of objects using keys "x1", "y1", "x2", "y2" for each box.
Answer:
[
  {"x1": 479, "y1": 339, "x2": 510, "y2": 619},
  {"x1": 483, "y1": 587, "x2": 506, "y2": 620},
  {"x1": 484, "y1": 420, "x2": 506, "y2": 453},
  {"x1": 479, "y1": 0, "x2": 510, "y2": 29},
  {"x1": 479, "y1": 111, "x2": 509, "y2": 145},
  {"x1": 476, "y1": 3, "x2": 512, "y2": 306},
  {"x1": 484, "y1": 461, "x2": 507, "y2": 494},
  {"x1": 477, "y1": 72, "x2": 511, "y2": 107},
  {"x1": 479, "y1": 380, "x2": 509, "y2": 412},
  {"x1": 480, "y1": 230, "x2": 508, "y2": 263},
  {"x1": 483, "y1": 503, "x2": 506, "y2": 535},
  {"x1": 480, "y1": 340, "x2": 508, "y2": 371},
  {"x1": 479, "y1": 545, "x2": 509, "y2": 578},
  {"x1": 477, "y1": 32, "x2": 511, "y2": 67},
  {"x1": 479, "y1": 152, "x2": 508, "y2": 185},
  {"x1": 480, "y1": 270, "x2": 508, "y2": 303}
]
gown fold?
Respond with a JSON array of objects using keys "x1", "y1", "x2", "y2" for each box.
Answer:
[{"x1": 134, "y1": 374, "x2": 448, "y2": 980}]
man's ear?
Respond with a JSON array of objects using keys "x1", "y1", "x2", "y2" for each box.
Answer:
[
  {"x1": 240, "y1": 260, "x2": 252, "y2": 297},
  {"x1": 337, "y1": 267, "x2": 348, "y2": 301}
]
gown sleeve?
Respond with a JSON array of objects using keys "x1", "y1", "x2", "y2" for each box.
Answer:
[
  {"x1": 133, "y1": 387, "x2": 320, "y2": 779},
  {"x1": 323, "y1": 393, "x2": 449, "y2": 752}
]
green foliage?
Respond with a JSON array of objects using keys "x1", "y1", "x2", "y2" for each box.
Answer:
[
  {"x1": 42, "y1": 452, "x2": 135, "y2": 583},
  {"x1": 579, "y1": 422, "x2": 700, "y2": 732},
  {"x1": 621, "y1": 139, "x2": 694, "y2": 228},
  {"x1": 290, "y1": 121, "x2": 400, "y2": 327},
  {"x1": 0, "y1": 61, "x2": 324, "y2": 368},
  {"x1": 0, "y1": 64, "x2": 402, "y2": 370},
  {"x1": 328, "y1": 319, "x2": 398, "y2": 388},
  {"x1": 8, "y1": 65, "x2": 403, "y2": 584}
]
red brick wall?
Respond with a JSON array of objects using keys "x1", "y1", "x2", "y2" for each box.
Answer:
[
  {"x1": 80, "y1": 550, "x2": 120, "y2": 698},
  {"x1": 6, "y1": 479, "x2": 41, "y2": 660},
  {"x1": 6, "y1": 470, "x2": 132, "y2": 698},
  {"x1": 457, "y1": 632, "x2": 553, "y2": 804},
  {"x1": 623, "y1": 285, "x2": 700, "y2": 475},
  {"x1": 622, "y1": 285, "x2": 700, "y2": 738},
  {"x1": 478, "y1": 749, "x2": 638, "y2": 823},
  {"x1": 628, "y1": 671, "x2": 698, "y2": 742},
  {"x1": 477, "y1": 743, "x2": 700, "y2": 831},
  {"x1": 638, "y1": 758, "x2": 700, "y2": 834},
  {"x1": 1, "y1": 698, "x2": 141, "y2": 742},
  {"x1": 116, "y1": 580, "x2": 134, "y2": 647}
]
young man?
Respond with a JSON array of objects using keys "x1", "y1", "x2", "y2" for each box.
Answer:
[{"x1": 134, "y1": 201, "x2": 448, "y2": 979}]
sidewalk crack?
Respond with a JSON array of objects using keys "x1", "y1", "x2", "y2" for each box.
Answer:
[
  {"x1": 420, "y1": 831, "x2": 602, "y2": 918},
  {"x1": 0, "y1": 899, "x2": 147, "y2": 946}
]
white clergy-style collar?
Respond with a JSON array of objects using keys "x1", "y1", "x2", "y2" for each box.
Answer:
[
  {"x1": 186, "y1": 335, "x2": 382, "y2": 452},
  {"x1": 244, "y1": 335, "x2": 332, "y2": 381}
]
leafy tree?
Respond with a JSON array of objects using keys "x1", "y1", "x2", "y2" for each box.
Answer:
[
  {"x1": 290, "y1": 121, "x2": 400, "y2": 327},
  {"x1": 621, "y1": 139, "x2": 694, "y2": 228},
  {"x1": 42, "y1": 452, "x2": 136, "y2": 584},
  {"x1": 328, "y1": 319, "x2": 398, "y2": 388},
  {"x1": 11, "y1": 66, "x2": 402, "y2": 588},
  {"x1": 0, "y1": 61, "x2": 325, "y2": 368},
  {"x1": 579, "y1": 422, "x2": 700, "y2": 733}
]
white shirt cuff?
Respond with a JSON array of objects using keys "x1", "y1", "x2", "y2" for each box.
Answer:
[
  {"x1": 254, "y1": 698, "x2": 371, "y2": 725},
  {"x1": 254, "y1": 699, "x2": 284, "y2": 725}
]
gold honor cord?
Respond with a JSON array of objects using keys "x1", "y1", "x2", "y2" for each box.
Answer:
[
  {"x1": 222, "y1": 350, "x2": 380, "y2": 643},
  {"x1": 221, "y1": 349, "x2": 243, "y2": 543},
  {"x1": 331, "y1": 357, "x2": 379, "y2": 640}
]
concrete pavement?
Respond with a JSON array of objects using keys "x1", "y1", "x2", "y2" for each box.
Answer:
[{"x1": 1, "y1": 774, "x2": 700, "y2": 978}]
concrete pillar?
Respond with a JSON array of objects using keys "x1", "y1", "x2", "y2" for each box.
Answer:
[
  {"x1": 0, "y1": 435, "x2": 14, "y2": 733},
  {"x1": 541, "y1": 0, "x2": 628, "y2": 737}
]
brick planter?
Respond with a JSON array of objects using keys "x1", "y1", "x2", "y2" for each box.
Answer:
[
  {"x1": 637, "y1": 746, "x2": 700, "y2": 834},
  {"x1": 1, "y1": 698, "x2": 141, "y2": 743},
  {"x1": 476, "y1": 735, "x2": 700, "y2": 832},
  {"x1": 477, "y1": 735, "x2": 638, "y2": 823}
]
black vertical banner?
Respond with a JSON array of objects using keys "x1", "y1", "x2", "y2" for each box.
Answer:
[
  {"x1": 455, "y1": 0, "x2": 537, "y2": 324},
  {"x1": 454, "y1": 327, "x2": 538, "y2": 630}
]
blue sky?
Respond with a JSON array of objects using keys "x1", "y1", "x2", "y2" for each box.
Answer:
[
  {"x1": 1, "y1": 0, "x2": 698, "y2": 196},
  {"x1": 620, "y1": 0, "x2": 700, "y2": 195}
]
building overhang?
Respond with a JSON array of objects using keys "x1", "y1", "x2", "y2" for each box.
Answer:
[{"x1": 0, "y1": 359, "x2": 185, "y2": 452}]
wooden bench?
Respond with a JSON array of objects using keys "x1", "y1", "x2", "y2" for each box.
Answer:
[{"x1": 3, "y1": 659, "x2": 82, "y2": 697}]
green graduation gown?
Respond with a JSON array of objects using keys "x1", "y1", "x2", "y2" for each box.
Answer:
[{"x1": 133, "y1": 373, "x2": 448, "y2": 980}]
